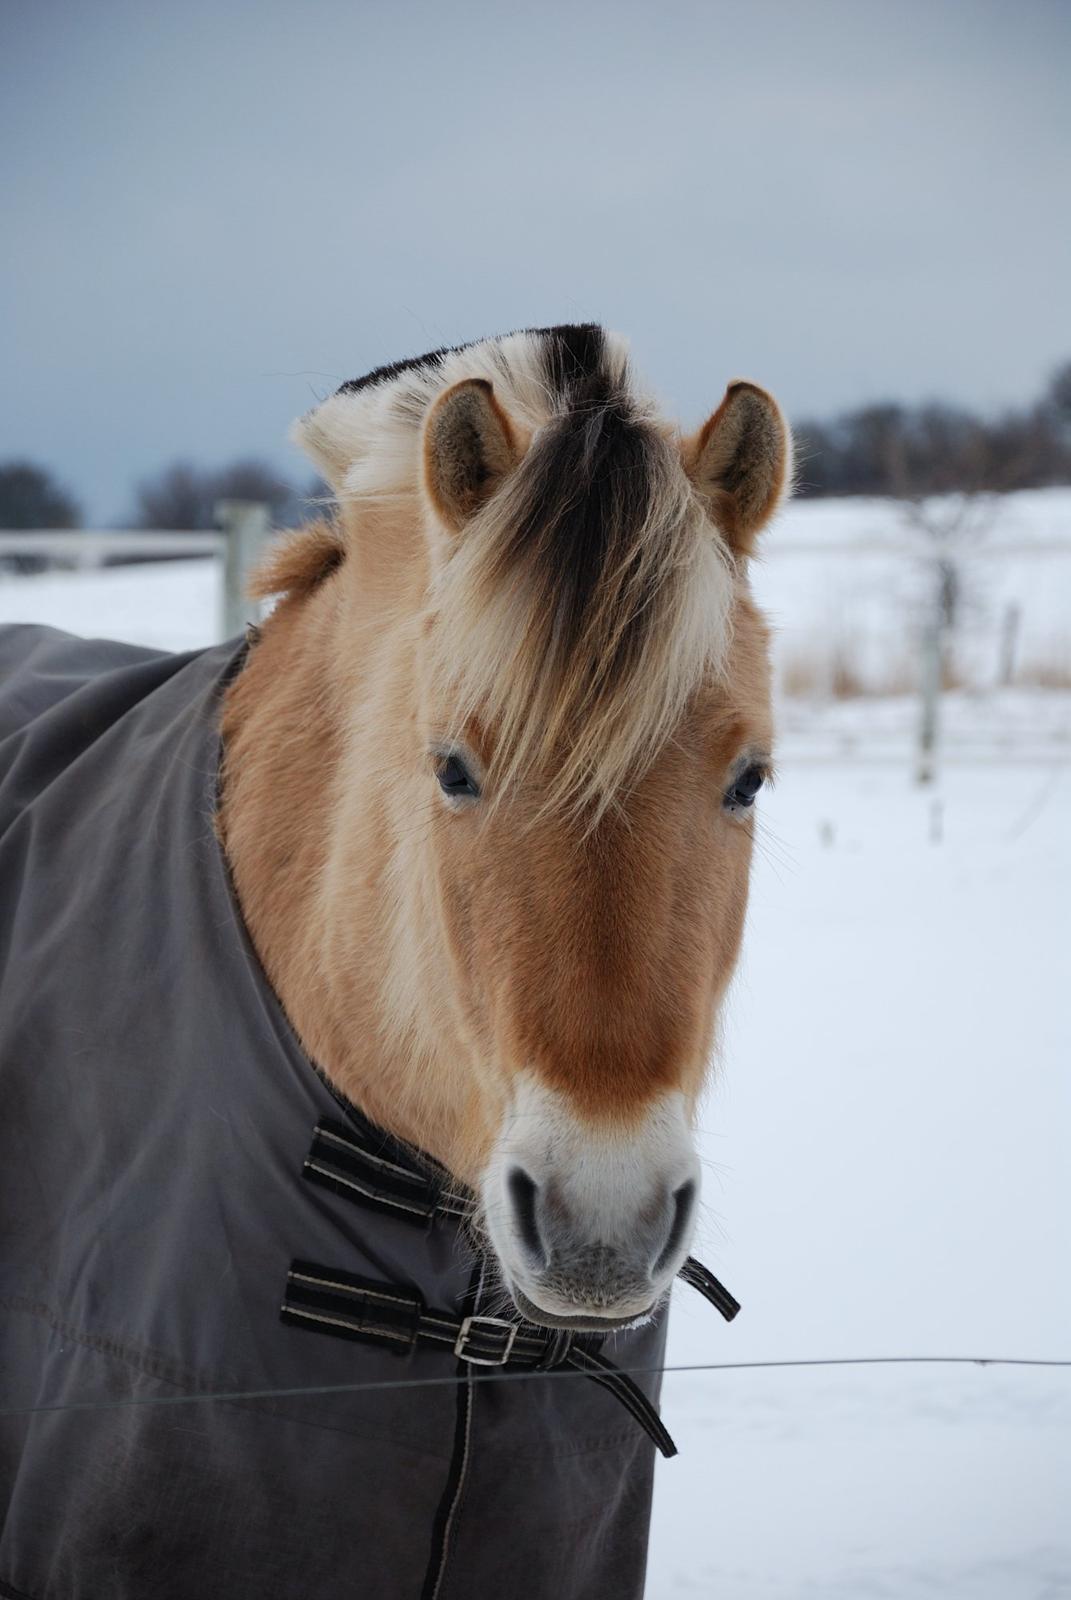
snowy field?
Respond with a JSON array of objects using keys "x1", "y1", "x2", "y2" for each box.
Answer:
[
  {"x1": 649, "y1": 762, "x2": 1070, "y2": 1599},
  {"x1": 1, "y1": 496, "x2": 1069, "y2": 1596}
]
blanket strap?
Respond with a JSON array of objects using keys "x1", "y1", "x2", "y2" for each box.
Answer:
[
  {"x1": 281, "y1": 1259, "x2": 678, "y2": 1459},
  {"x1": 302, "y1": 1118, "x2": 470, "y2": 1225},
  {"x1": 291, "y1": 1116, "x2": 742, "y2": 1459},
  {"x1": 302, "y1": 1117, "x2": 740, "y2": 1321},
  {"x1": 677, "y1": 1255, "x2": 741, "y2": 1322}
]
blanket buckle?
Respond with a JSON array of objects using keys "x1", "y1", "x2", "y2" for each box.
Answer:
[{"x1": 454, "y1": 1314, "x2": 519, "y2": 1366}]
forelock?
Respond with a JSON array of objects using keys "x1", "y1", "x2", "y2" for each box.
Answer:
[
  {"x1": 425, "y1": 327, "x2": 735, "y2": 815},
  {"x1": 295, "y1": 326, "x2": 734, "y2": 814}
]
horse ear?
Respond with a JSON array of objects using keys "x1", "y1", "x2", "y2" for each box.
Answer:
[
  {"x1": 423, "y1": 378, "x2": 520, "y2": 533},
  {"x1": 686, "y1": 382, "x2": 791, "y2": 558}
]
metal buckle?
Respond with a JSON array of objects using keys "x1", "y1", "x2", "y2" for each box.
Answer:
[{"x1": 453, "y1": 1314, "x2": 519, "y2": 1366}]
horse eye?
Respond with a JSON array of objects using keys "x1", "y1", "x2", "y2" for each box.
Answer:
[
  {"x1": 437, "y1": 754, "x2": 480, "y2": 800},
  {"x1": 725, "y1": 764, "x2": 765, "y2": 811}
]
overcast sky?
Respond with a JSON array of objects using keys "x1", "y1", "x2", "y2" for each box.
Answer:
[{"x1": 2, "y1": 0, "x2": 1068, "y2": 521}]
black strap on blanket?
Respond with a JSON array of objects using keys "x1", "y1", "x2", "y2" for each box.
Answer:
[
  {"x1": 302, "y1": 1117, "x2": 470, "y2": 1226},
  {"x1": 678, "y1": 1255, "x2": 741, "y2": 1322},
  {"x1": 302, "y1": 1117, "x2": 740, "y2": 1319},
  {"x1": 281, "y1": 1260, "x2": 678, "y2": 1459},
  {"x1": 291, "y1": 1115, "x2": 741, "y2": 1458}
]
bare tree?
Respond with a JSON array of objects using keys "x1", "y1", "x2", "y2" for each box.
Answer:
[
  {"x1": 793, "y1": 362, "x2": 1071, "y2": 501},
  {"x1": 882, "y1": 411, "x2": 1011, "y2": 783},
  {"x1": 1046, "y1": 359, "x2": 1071, "y2": 421},
  {"x1": 0, "y1": 460, "x2": 82, "y2": 529},
  {"x1": 134, "y1": 459, "x2": 297, "y2": 531},
  {"x1": 792, "y1": 365, "x2": 1071, "y2": 780},
  {"x1": 0, "y1": 460, "x2": 82, "y2": 573}
]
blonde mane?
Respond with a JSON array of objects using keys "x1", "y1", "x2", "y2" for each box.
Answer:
[{"x1": 294, "y1": 324, "x2": 735, "y2": 814}]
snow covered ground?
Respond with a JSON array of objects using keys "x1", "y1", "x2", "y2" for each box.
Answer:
[
  {"x1": 647, "y1": 762, "x2": 1071, "y2": 1599},
  {"x1": 0, "y1": 554, "x2": 219, "y2": 655},
  {"x1": 1, "y1": 498, "x2": 1069, "y2": 1596}
]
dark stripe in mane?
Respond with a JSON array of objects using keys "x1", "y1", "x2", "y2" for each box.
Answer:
[
  {"x1": 506, "y1": 325, "x2": 662, "y2": 705},
  {"x1": 312, "y1": 322, "x2": 730, "y2": 812},
  {"x1": 336, "y1": 322, "x2": 609, "y2": 404},
  {"x1": 425, "y1": 322, "x2": 725, "y2": 813},
  {"x1": 539, "y1": 323, "x2": 608, "y2": 404},
  {"x1": 337, "y1": 345, "x2": 457, "y2": 396}
]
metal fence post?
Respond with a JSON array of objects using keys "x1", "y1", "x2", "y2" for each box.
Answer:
[{"x1": 215, "y1": 500, "x2": 271, "y2": 642}]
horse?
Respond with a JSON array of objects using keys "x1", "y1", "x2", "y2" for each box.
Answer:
[{"x1": 0, "y1": 324, "x2": 789, "y2": 1599}]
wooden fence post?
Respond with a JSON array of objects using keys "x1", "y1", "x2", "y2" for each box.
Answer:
[
  {"x1": 215, "y1": 500, "x2": 271, "y2": 642},
  {"x1": 998, "y1": 601, "x2": 1021, "y2": 688},
  {"x1": 916, "y1": 578, "x2": 943, "y2": 786}
]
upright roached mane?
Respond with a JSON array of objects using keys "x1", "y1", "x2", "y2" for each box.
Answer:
[{"x1": 294, "y1": 324, "x2": 736, "y2": 813}]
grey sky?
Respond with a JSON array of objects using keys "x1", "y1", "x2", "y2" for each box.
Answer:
[{"x1": 2, "y1": 0, "x2": 1068, "y2": 521}]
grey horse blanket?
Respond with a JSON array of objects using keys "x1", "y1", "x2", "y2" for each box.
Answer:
[{"x1": 0, "y1": 624, "x2": 671, "y2": 1600}]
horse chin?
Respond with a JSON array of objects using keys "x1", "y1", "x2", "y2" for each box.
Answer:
[{"x1": 508, "y1": 1282, "x2": 657, "y2": 1335}]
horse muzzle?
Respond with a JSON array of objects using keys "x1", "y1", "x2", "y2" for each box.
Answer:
[{"x1": 481, "y1": 1079, "x2": 700, "y2": 1329}]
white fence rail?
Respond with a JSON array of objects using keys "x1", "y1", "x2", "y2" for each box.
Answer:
[
  {"x1": 0, "y1": 532, "x2": 220, "y2": 561},
  {"x1": 0, "y1": 501, "x2": 272, "y2": 643}
]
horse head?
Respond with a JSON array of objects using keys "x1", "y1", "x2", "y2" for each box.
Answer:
[{"x1": 222, "y1": 325, "x2": 789, "y2": 1331}]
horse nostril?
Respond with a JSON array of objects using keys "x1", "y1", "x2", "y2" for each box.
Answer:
[
  {"x1": 652, "y1": 1179, "x2": 697, "y2": 1277},
  {"x1": 507, "y1": 1167, "x2": 547, "y2": 1271}
]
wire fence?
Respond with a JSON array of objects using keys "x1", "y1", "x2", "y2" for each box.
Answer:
[{"x1": 4, "y1": 1355, "x2": 1069, "y2": 1421}]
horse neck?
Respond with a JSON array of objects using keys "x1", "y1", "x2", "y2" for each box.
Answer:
[{"x1": 219, "y1": 509, "x2": 475, "y2": 1174}]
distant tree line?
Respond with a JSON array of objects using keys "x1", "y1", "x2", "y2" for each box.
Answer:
[
  {"x1": 794, "y1": 360, "x2": 1071, "y2": 499},
  {"x1": 0, "y1": 461, "x2": 82, "y2": 531},
  {"x1": 0, "y1": 458, "x2": 324, "y2": 539},
  {"x1": 0, "y1": 461, "x2": 83, "y2": 572},
  {"x1": 130, "y1": 459, "x2": 324, "y2": 532},
  {"x1": 2, "y1": 361, "x2": 1070, "y2": 543}
]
